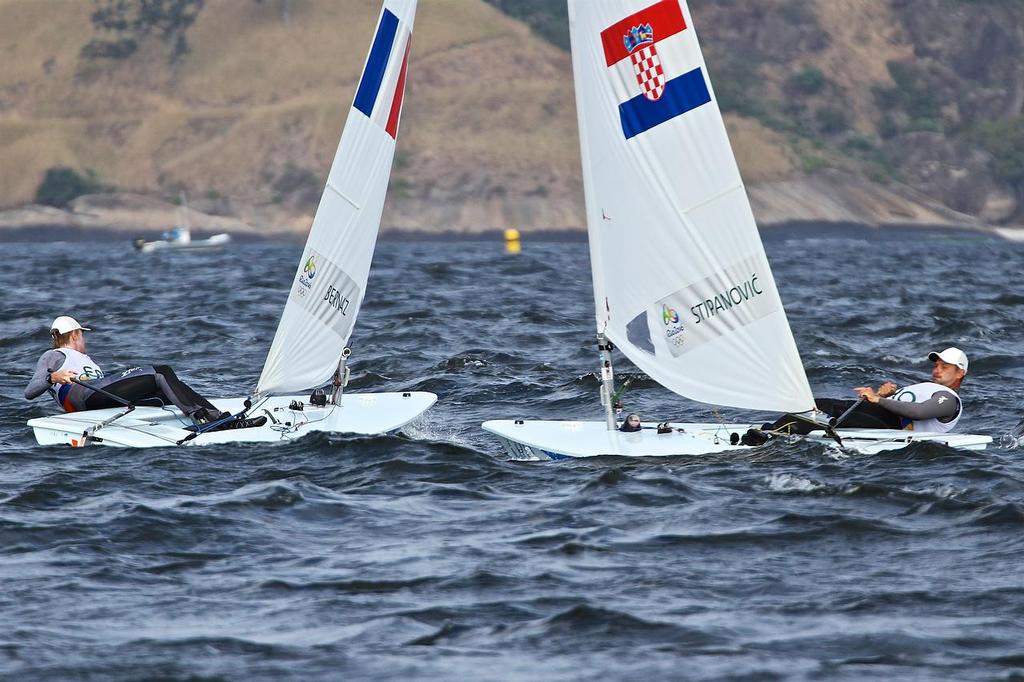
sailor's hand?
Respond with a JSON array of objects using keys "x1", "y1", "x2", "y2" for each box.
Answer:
[
  {"x1": 877, "y1": 382, "x2": 898, "y2": 397},
  {"x1": 50, "y1": 368, "x2": 78, "y2": 385},
  {"x1": 854, "y1": 386, "x2": 880, "y2": 403}
]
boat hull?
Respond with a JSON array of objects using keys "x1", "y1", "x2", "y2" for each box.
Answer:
[
  {"x1": 135, "y1": 234, "x2": 231, "y2": 253},
  {"x1": 28, "y1": 391, "x2": 436, "y2": 448},
  {"x1": 482, "y1": 419, "x2": 991, "y2": 460},
  {"x1": 801, "y1": 427, "x2": 991, "y2": 454},
  {"x1": 482, "y1": 420, "x2": 748, "y2": 459}
]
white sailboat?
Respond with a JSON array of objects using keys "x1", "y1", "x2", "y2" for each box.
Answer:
[
  {"x1": 483, "y1": 0, "x2": 990, "y2": 458},
  {"x1": 133, "y1": 192, "x2": 232, "y2": 253},
  {"x1": 29, "y1": 0, "x2": 435, "y2": 448}
]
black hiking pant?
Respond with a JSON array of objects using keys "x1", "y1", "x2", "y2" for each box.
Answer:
[
  {"x1": 765, "y1": 398, "x2": 902, "y2": 435},
  {"x1": 70, "y1": 365, "x2": 218, "y2": 418}
]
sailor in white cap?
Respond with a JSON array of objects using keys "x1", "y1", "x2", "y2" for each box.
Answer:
[
  {"x1": 743, "y1": 347, "x2": 969, "y2": 444},
  {"x1": 25, "y1": 315, "x2": 265, "y2": 431},
  {"x1": 852, "y1": 347, "x2": 967, "y2": 433}
]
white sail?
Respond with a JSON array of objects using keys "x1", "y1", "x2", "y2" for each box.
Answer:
[
  {"x1": 257, "y1": 0, "x2": 416, "y2": 395},
  {"x1": 174, "y1": 191, "x2": 191, "y2": 243},
  {"x1": 568, "y1": 0, "x2": 814, "y2": 413}
]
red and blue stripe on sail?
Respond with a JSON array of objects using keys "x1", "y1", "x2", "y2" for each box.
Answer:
[{"x1": 353, "y1": 8, "x2": 412, "y2": 139}]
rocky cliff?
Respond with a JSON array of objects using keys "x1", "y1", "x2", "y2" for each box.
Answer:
[
  {"x1": 0, "y1": 0, "x2": 1022, "y2": 236},
  {"x1": 693, "y1": 0, "x2": 1024, "y2": 226}
]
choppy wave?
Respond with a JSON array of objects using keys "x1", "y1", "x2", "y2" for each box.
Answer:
[{"x1": 1, "y1": 231, "x2": 1023, "y2": 680}]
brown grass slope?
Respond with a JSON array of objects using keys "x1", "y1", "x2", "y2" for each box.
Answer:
[
  {"x1": 0, "y1": 0, "x2": 580, "y2": 232},
  {"x1": 0, "y1": 0, "x2": 1020, "y2": 233}
]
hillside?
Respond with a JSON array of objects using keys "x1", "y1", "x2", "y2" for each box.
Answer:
[
  {"x1": 0, "y1": 0, "x2": 1022, "y2": 235},
  {"x1": 695, "y1": 0, "x2": 1024, "y2": 225}
]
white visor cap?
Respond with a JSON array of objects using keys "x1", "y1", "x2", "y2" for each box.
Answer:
[
  {"x1": 927, "y1": 347, "x2": 968, "y2": 374},
  {"x1": 50, "y1": 316, "x2": 91, "y2": 335}
]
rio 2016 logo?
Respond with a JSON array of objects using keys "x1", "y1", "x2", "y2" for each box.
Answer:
[
  {"x1": 296, "y1": 254, "x2": 318, "y2": 298},
  {"x1": 662, "y1": 304, "x2": 679, "y2": 325}
]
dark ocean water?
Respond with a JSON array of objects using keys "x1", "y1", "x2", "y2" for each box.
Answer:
[{"x1": 2, "y1": 228, "x2": 1023, "y2": 681}]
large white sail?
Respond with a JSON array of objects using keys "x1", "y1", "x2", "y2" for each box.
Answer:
[
  {"x1": 257, "y1": 0, "x2": 416, "y2": 395},
  {"x1": 568, "y1": 0, "x2": 814, "y2": 413}
]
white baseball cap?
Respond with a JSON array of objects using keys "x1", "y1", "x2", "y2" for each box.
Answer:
[
  {"x1": 50, "y1": 316, "x2": 91, "y2": 335},
  {"x1": 928, "y1": 347, "x2": 968, "y2": 373}
]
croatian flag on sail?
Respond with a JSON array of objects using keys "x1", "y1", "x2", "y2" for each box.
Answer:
[
  {"x1": 600, "y1": 0, "x2": 711, "y2": 140},
  {"x1": 353, "y1": 8, "x2": 412, "y2": 139}
]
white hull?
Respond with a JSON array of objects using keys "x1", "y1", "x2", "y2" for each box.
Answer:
[
  {"x1": 29, "y1": 391, "x2": 436, "y2": 448},
  {"x1": 993, "y1": 227, "x2": 1024, "y2": 243},
  {"x1": 482, "y1": 419, "x2": 991, "y2": 460},
  {"x1": 135, "y1": 234, "x2": 231, "y2": 253}
]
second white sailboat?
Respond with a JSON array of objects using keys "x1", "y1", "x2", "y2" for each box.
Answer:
[{"x1": 483, "y1": 0, "x2": 990, "y2": 457}]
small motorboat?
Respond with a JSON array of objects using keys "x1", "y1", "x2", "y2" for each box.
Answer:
[
  {"x1": 133, "y1": 192, "x2": 231, "y2": 253},
  {"x1": 133, "y1": 229, "x2": 231, "y2": 253}
]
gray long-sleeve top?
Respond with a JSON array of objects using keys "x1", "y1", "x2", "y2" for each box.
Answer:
[
  {"x1": 25, "y1": 349, "x2": 68, "y2": 401},
  {"x1": 878, "y1": 391, "x2": 959, "y2": 423}
]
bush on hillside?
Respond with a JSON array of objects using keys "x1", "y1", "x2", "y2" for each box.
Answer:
[
  {"x1": 272, "y1": 163, "x2": 321, "y2": 206},
  {"x1": 877, "y1": 114, "x2": 900, "y2": 139},
  {"x1": 787, "y1": 67, "x2": 827, "y2": 95},
  {"x1": 873, "y1": 61, "x2": 943, "y2": 130},
  {"x1": 81, "y1": 37, "x2": 139, "y2": 60},
  {"x1": 82, "y1": 0, "x2": 205, "y2": 63},
  {"x1": 35, "y1": 167, "x2": 108, "y2": 208},
  {"x1": 974, "y1": 116, "x2": 1024, "y2": 199},
  {"x1": 815, "y1": 106, "x2": 848, "y2": 135},
  {"x1": 482, "y1": 0, "x2": 569, "y2": 51}
]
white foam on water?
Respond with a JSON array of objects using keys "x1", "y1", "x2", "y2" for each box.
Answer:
[
  {"x1": 904, "y1": 483, "x2": 963, "y2": 499},
  {"x1": 766, "y1": 472, "x2": 824, "y2": 493},
  {"x1": 402, "y1": 415, "x2": 473, "y2": 449}
]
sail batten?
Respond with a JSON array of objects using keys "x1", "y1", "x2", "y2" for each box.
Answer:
[
  {"x1": 326, "y1": 182, "x2": 362, "y2": 210},
  {"x1": 256, "y1": 1, "x2": 417, "y2": 396},
  {"x1": 569, "y1": 0, "x2": 814, "y2": 413}
]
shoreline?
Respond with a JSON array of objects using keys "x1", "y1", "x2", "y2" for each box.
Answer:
[
  {"x1": 2, "y1": 220, "x2": 1016, "y2": 244},
  {"x1": 1, "y1": 189, "x2": 1020, "y2": 243}
]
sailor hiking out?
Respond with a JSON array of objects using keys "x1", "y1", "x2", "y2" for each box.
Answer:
[
  {"x1": 743, "y1": 347, "x2": 968, "y2": 445},
  {"x1": 25, "y1": 316, "x2": 265, "y2": 431}
]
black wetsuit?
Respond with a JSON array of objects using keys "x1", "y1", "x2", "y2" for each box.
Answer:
[
  {"x1": 765, "y1": 391, "x2": 960, "y2": 435},
  {"x1": 26, "y1": 350, "x2": 221, "y2": 421}
]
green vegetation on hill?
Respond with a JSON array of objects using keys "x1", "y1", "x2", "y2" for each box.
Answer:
[
  {"x1": 872, "y1": 61, "x2": 944, "y2": 135},
  {"x1": 975, "y1": 116, "x2": 1024, "y2": 201},
  {"x1": 35, "y1": 168, "x2": 110, "y2": 208},
  {"x1": 481, "y1": 0, "x2": 568, "y2": 50},
  {"x1": 82, "y1": 0, "x2": 205, "y2": 63},
  {"x1": 787, "y1": 68, "x2": 826, "y2": 96}
]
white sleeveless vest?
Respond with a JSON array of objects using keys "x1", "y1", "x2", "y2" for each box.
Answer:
[
  {"x1": 53, "y1": 348, "x2": 104, "y2": 408},
  {"x1": 891, "y1": 381, "x2": 961, "y2": 433}
]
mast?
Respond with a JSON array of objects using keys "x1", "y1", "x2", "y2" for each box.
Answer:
[
  {"x1": 179, "y1": 191, "x2": 191, "y2": 235},
  {"x1": 597, "y1": 334, "x2": 618, "y2": 430},
  {"x1": 331, "y1": 347, "x2": 352, "y2": 405}
]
